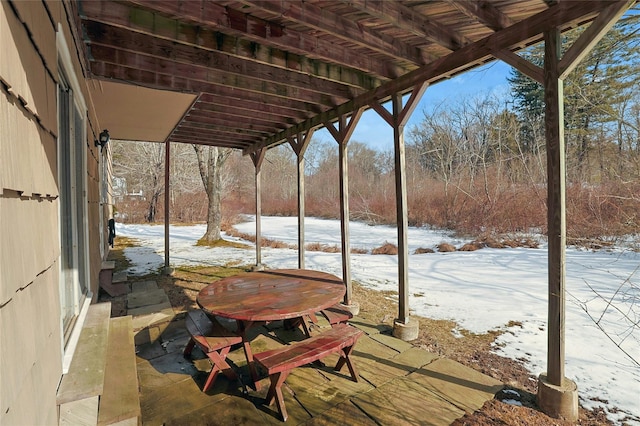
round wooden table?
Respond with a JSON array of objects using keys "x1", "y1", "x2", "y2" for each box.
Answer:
[
  {"x1": 196, "y1": 269, "x2": 346, "y2": 389},
  {"x1": 197, "y1": 269, "x2": 345, "y2": 322}
]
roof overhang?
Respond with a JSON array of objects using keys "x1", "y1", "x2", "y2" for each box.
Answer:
[{"x1": 89, "y1": 80, "x2": 196, "y2": 143}]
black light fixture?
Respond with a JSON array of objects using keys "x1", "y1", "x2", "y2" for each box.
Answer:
[{"x1": 95, "y1": 129, "x2": 110, "y2": 150}]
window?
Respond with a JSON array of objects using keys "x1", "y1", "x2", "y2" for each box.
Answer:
[{"x1": 57, "y1": 27, "x2": 89, "y2": 350}]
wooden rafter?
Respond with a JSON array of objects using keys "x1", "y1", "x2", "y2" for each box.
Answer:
[
  {"x1": 121, "y1": 0, "x2": 408, "y2": 79},
  {"x1": 344, "y1": 0, "x2": 470, "y2": 51},
  {"x1": 77, "y1": 0, "x2": 630, "y2": 154}
]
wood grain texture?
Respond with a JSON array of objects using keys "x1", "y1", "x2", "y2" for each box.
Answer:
[{"x1": 197, "y1": 269, "x2": 345, "y2": 322}]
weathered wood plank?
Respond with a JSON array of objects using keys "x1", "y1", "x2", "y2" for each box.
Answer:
[
  {"x1": 59, "y1": 396, "x2": 99, "y2": 426},
  {"x1": 57, "y1": 303, "x2": 111, "y2": 405},
  {"x1": 97, "y1": 316, "x2": 140, "y2": 426},
  {"x1": 254, "y1": 324, "x2": 362, "y2": 375}
]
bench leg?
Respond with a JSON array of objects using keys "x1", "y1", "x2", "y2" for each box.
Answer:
[
  {"x1": 203, "y1": 347, "x2": 237, "y2": 392},
  {"x1": 265, "y1": 371, "x2": 291, "y2": 422},
  {"x1": 333, "y1": 344, "x2": 359, "y2": 382},
  {"x1": 183, "y1": 338, "x2": 196, "y2": 357}
]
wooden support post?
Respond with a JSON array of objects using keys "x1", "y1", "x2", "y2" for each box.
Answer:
[
  {"x1": 324, "y1": 109, "x2": 363, "y2": 308},
  {"x1": 251, "y1": 149, "x2": 266, "y2": 270},
  {"x1": 164, "y1": 140, "x2": 171, "y2": 273},
  {"x1": 162, "y1": 95, "x2": 199, "y2": 274},
  {"x1": 338, "y1": 138, "x2": 352, "y2": 302},
  {"x1": 288, "y1": 130, "x2": 314, "y2": 270},
  {"x1": 371, "y1": 84, "x2": 427, "y2": 338},
  {"x1": 297, "y1": 155, "x2": 305, "y2": 269},
  {"x1": 536, "y1": 27, "x2": 578, "y2": 422},
  {"x1": 392, "y1": 92, "x2": 410, "y2": 323},
  {"x1": 544, "y1": 28, "x2": 566, "y2": 388}
]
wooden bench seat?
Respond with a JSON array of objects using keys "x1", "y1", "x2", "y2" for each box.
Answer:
[
  {"x1": 319, "y1": 304, "x2": 353, "y2": 326},
  {"x1": 183, "y1": 310, "x2": 243, "y2": 392},
  {"x1": 253, "y1": 323, "x2": 363, "y2": 421}
]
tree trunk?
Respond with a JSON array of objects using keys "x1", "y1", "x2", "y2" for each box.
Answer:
[
  {"x1": 193, "y1": 145, "x2": 231, "y2": 242},
  {"x1": 146, "y1": 175, "x2": 160, "y2": 222}
]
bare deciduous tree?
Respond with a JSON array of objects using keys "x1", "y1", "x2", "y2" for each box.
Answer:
[{"x1": 193, "y1": 145, "x2": 233, "y2": 241}]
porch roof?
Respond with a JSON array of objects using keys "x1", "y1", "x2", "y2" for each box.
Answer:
[{"x1": 77, "y1": 0, "x2": 622, "y2": 154}]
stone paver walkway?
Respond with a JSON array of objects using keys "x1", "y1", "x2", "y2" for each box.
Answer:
[{"x1": 125, "y1": 282, "x2": 504, "y2": 425}]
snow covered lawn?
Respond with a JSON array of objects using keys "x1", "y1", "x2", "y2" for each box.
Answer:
[{"x1": 117, "y1": 216, "x2": 639, "y2": 424}]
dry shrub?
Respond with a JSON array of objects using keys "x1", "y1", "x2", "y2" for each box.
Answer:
[
  {"x1": 469, "y1": 235, "x2": 506, "y2": 249},
  {"x1": 567, "y1": 238, "x2": 614, "y2": 250},
  {"x1": 480, "y1": 236, "x2": 505, "y2": 249},
  {"x1": 459, "y1": 242, "x2": 481, "y2": 251},
  {"x1": 305, "y1": 242, "x2": 340, "y2": 253},
  {"x1": 225, "y1": 227, "x2": 256, "y2": 243},
  {"x1": 351, "y1": 247, "x2": 368, "y2": 254},
  {"x1": 414, "y1": 247, "x2": 434, "y2": 254},
  {"x1": 372, "y1": 242, "x2": 398, "y2": 255},
  {"x1": 263, "y1": 238, "x2": 295, "y2": 249},
  {"x1": 502, "y1": 237, "x2": 539, "y2": 248},
  {"x1": 305, "y1": 242, "x2": 324, "y2": 251},
  {"x1": 437, "y1": 243, "x2": 456, "y2": 252}
]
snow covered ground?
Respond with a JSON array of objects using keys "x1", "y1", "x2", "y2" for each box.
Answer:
[{"x1": 116, "y1": 216, "x2": 639, "y2": 424}]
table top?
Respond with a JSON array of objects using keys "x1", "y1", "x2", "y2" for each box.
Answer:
[{"x1": 197, "y1": 269, "x2": 345, "y2": 322}]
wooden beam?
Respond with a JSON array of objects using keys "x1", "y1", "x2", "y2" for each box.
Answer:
[
  {"x1": 174, "y1": 123, "x2": 269, "y2": 138},
  {"x1": 558, "y1": 0, "x2": 633, "y2": 79},
  {"x1": 79, "y1": 0, "x2": 385, "y2": 87},
  {"x1": 169, "y1": 138, "x2": 247, "y2": 149},
  {"x1": 493, "y1": 50, "x2": 544, "y2": 84},
  {"x1": 345, "y1": 0, "x2": 469, "y2": 51},
  {"x1": 197, "y1": 96, "x2": 309, "y2": 121},
  {"x1": 249, "y1": 0, "x2": 610, "y2": 154},
  {"x1": 189, "y1": 104, "x2": 295, "y2": 128},
  {"x1": 83, "y1": 20, "x2": 368, "y2": 99},
  {"x1": 179, "y1": 117, "x2": 283, "y2": 134},
  {"x1": 119, "y1": 0, "x2": 406, "y2": 79},
  {"x1": 451, "y1": 0, "x2": 515, "y2": 32},
  {"x1": 87, "y1": 45, "x2": 348, "y2": 106},
  {"x1": 235, "y1": 0, "x2": 428, "y2": 65}
]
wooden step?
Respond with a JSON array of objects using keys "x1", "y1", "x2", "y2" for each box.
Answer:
[
  {"x1": 57, "y1": 303, "x2": 112, "y2": 425},
  {"x1": 57, "y1": 303, "x2": 111, "y2": 405},
  {"x1": 98, "y1": 316, "x2": 140, "y2": 425},
  {"x1": 99, "y1": 262, "x2": 128, "y2": 297}
]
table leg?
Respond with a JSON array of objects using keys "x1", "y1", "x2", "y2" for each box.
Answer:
[{"x1": 237, "y1": 320, "x2": 261, "y2": 391}]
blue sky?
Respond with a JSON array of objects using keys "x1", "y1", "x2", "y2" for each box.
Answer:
[{"x1": 314, "y1": 60, "x2": 514, "y2": 151}]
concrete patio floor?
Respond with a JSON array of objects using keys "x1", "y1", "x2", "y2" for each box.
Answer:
[{"x1": 129, "y1": 280, "x2": 504, "y2": 425}]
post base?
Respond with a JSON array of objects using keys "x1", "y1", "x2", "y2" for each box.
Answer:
[
  {"x1": 251, "y1": 263, "x2": 265, "y2": 271},
  {"x1": 162, "y1": 267, "x2": 174, "y2": 276},
  {"x1": 537, "y1": 373, "x2": 579, "y2": 422},
  {"x1": 339, "y1": 302, "x2": 360, "y2": 316},
  {"x1": 392, "y1": 318, "x2": 419, "y2": 341}
]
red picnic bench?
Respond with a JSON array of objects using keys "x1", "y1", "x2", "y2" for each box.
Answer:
[
  {"x1": 319, "y1": 304, "x2": 353, "y2": 326},
  {"x1": 183, "y1": 310, "x2": 243, "y2": 392},
  {"x1": 294, "y1": 304, "x2": 353, "y2": 337},
  {"x1": 253, "y1": 323, "x2": 363, "y2": 421}
]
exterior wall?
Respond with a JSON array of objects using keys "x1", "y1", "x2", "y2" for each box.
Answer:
[{"x1": 0, "y1": 1, "x2": 107, "y2": 423}]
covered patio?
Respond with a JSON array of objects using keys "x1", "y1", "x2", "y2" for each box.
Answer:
[
  {"x1": 110, "y1": 268, "x2": 505, "y2": 425},
  {"x1": 77, "y1": 0, "x2": 636, "y2": 421}
]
